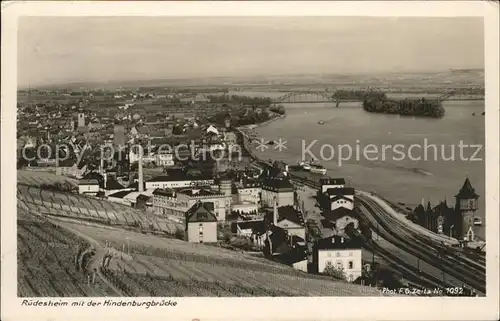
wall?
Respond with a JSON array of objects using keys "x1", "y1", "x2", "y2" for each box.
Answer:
[
  {"x1": 78, "y1": 184, "x2": 100, "y2": 195},
  {"x1": 187, "y1": 221, "x2": 217, "y2": 243},
  {"x1": 318, "y1": 248, "x2": 362, "y2": 282},
  {"x1": 232, "y1": 202, "x2": 259, "y2": 215},
  {"x1": 261, "y1": 190, "x2": 294, "y2": 207},
  {"x1": 330, "y1": 195, "x2": 355, "y2": 211},
  {"x1": 107, "y1": 196, "x2": 131, "y2": 206},
  {"x1": 292, "y1": 260, "x2": 308, "y2": 273},
  {"x1": 146, "y1": 179, "x2": 214, "y2": 190},
  {"x1": 283, "y1": 226, "x2": 306, "y2": 241},
  {"x1": 238, "y1": 187, "x2": 261, "y2": 204}
]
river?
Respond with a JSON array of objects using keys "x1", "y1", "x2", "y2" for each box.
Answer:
[{"x1": 239, "y1": 92, "x2": 486, "y2": 239}]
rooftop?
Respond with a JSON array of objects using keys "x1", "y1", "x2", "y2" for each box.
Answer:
[
  {"x1": 315, "y1": 235, "x2": 361, "y2": 250},
  {"x1": 185, "y1": 202, "x2": 218, "y2": 224},
  {"x1": 325, "y1": 187, "x2": 355, "y2": 196},
  {"x1": 455, "y1": 177, "x2": 479, "y2": 199},
  {"x1": 265, "y1": 205, "x2": 305, "y2": 227},
  {"x1": 108, "y1": 190, "x2": 132, "y2": 199}
]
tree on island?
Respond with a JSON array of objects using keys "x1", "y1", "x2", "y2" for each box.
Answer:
[{"x1": 362, "y1": 91, "x2": 445, "y2": 118}]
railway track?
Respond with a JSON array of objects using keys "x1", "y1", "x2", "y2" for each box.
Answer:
[
  {"x1": 361, "y1": 195, "x2": 486, "y2": 278},
  {"x1": 358, "y1": 196, "x2": 485, "y2": 294}
]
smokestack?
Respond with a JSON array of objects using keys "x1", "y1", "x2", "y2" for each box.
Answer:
[
  {"x1": 273, "y1": 197, "x2": 278, "y2": 226},
  {"x1": 138, "y1": 154, "x2": 144, "y2": 193},
  {"x1": 100, "y1": 157, "x2": 104, "y2": 175}
]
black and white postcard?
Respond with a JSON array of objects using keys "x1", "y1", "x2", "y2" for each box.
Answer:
[{"x1": 1, "y1": 1, "x2": 499, "y2": 321}]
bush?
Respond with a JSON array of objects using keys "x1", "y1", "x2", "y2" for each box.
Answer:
[
  {"x1": 229, "y1": 236, "x2": 254, "y2": 251},
  {"x1": 322, "y1": 263, "x2": 347, "y2": 281},
  {"x1": 174, "y1": 228, "x2": 185, "y2": 240}
]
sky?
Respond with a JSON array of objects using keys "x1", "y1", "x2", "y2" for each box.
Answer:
[{"x1": 17, "y1": 17, "x2": 484, "y2": 87}]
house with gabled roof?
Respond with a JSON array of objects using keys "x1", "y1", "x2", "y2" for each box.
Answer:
[
  {"x1": 312, "y1": 235, "x2": 363, "y2": 282},
  {"x1": 264, "y1": 200, "x2": 306, "y2": 245},
  {"x1": 321, "y1": 207, "x2": 359, "y2": 236},
  {"x1": 318, "y1": 187, "x2": 355, "y2": 211},
  {"x1": 185, "y1": 201, "x2": 218, "y2": 243}
]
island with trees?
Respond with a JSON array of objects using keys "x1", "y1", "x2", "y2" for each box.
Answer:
[{"x1": 362, "y1": 91, "x2": 445, "y2": 118}]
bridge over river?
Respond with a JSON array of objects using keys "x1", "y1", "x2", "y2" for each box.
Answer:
[{"x1": 272, "y1": 91, "x2": 484, "y2": 107}]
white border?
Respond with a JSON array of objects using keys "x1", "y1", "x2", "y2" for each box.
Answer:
[{"x1": 1, "y1": 1, "x2": 499, "y2": 321}]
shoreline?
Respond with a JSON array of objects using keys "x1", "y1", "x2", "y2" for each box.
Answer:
[{"x1": 236, "y1": 116, "x2": 482, "y2": 245}]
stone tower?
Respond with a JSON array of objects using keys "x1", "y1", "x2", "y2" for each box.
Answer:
[
  {"x1": 454, "y1": 177, "x2": 479, "y2": 241},
  {"x1": 219, "y1": 177, "x2": 232, "y2": 197}
]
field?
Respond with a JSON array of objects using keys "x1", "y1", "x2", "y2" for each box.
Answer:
[{"x1": 17, "y1": 207, "x2": 117, "y2": 297}]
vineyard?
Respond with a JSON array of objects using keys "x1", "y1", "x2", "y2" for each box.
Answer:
[
  {"x1": 18, "y1": 170, "x2": 78, "y2": 188},
  {"x1": 17, "y1": 207, "x2": 117, "y2": 297},
  {"x1": 61, "y1": 221, "x2": 388, "y2": 296},
  {"x1": 17, "y1": 184, "x2": 183, "y2": 235}
]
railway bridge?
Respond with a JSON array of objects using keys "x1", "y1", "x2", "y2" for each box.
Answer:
[{"x1": 272, "y1": 90, "x2": 482, "y2": 108}]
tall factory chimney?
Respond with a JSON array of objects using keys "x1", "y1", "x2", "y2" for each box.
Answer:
[
  {"x1": 273, "y1": 197, "x2": 278, "y2": 226},
  {"x1": 138, "y1": 154, "x2": 144, "y2": 193},
  {"x1": 100, "y1": 157, "x2": 104, "y2": 175}
]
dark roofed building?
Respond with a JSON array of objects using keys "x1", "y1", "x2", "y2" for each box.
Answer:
[
  {"x1": 104, "y1": 176, "x2": 126, "y2": 191},
  {"x1": 265, "y1": 205, "x2": 305, "y2": 227},
  {"x1": 107, "y1": 190, "x2": 132, "y2": 199}
]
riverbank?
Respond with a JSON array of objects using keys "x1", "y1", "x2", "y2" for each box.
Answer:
[{"x1": 235, "y1": 112, "x2": 484, "y2": 245}]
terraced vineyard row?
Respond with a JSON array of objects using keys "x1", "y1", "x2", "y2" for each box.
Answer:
[
  {"x1": 17, "y1": 185, "x2": 183, "y2": 235},
  {"x1": 17, "y1": 208, "x2": 117, "y2": 297},
  {"x1": 60, "y1": 221, "x2": 387, "y2": 296},
  {"x1": 65, "y1": 220, "x2": 297, "y2": 273},
  {"x1": 102, "y1": 252, "x2": 384, "y2": 296},
  {"x1": 18, "y1": 170, "x2": 78, "y2": 188}
]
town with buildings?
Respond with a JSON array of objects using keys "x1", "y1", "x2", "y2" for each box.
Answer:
[
  {"x1": 12, "y1": 15, "x2": 489, "y2": 300},
  {"x1": 16, "y1": 86, "x2": 485, "y2": 297}
]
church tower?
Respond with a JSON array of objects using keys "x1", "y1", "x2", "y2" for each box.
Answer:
[{"x1": 455, "y1": 177, "x2": 479, "y2": 241}]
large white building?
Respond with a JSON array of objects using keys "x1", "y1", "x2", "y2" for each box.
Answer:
[
  {"x1": 152, "y1": 187, "x2": 231, "y2": 221},
  {"x1": 236, "y1": 179, "x2": 261, "y2": 204},
  {"x1": 313, "y1": 235, "x2": 363, "y2": 282},
  {"x1": 146, "y1": 174, "x2": 215, "y2": 190},
  {"x1": 261, "y1": 173, "x2": 294, "y2": 208}
]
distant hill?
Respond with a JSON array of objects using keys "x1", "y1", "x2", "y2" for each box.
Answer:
[{"x1": 30, "y1": 69, "x2": 484, "y2": 91}]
